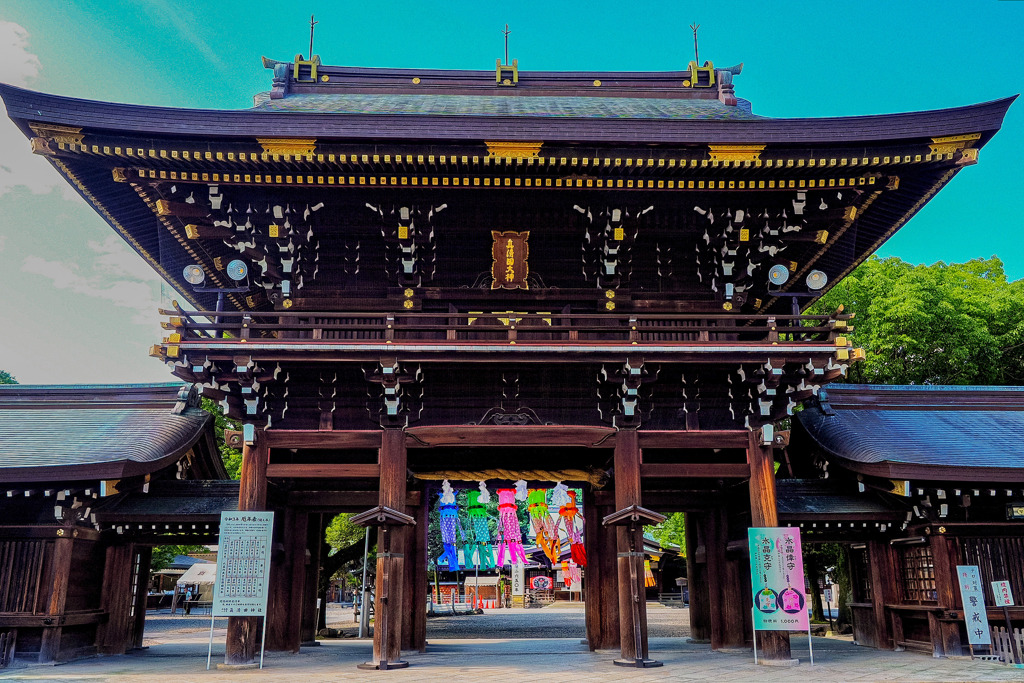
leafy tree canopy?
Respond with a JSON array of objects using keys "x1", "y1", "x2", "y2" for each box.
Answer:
[
  {"x1": 0, "y1": 370, "x2": 17, "y2": 384},
  {"x1": 646, "y1": 513, "x2": 686, "y2": 557},
  {"x1": 808, "y1": 256, "x2": 1024, "y2": 385},
  {"x1": 151, "y1": 544, "x2": 209, "y2": 572}
]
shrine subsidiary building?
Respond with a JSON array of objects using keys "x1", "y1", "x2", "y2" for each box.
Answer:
[{"x1": 0, "y1": 54, "x2": 1015, "y2": 668}]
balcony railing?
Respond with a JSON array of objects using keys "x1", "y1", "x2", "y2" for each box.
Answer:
[{"x1": 159, "y1": 308, "x2": 852, "y2": 347}]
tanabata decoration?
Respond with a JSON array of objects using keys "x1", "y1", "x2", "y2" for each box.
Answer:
[
  {"x1": 465, "y1": 489, "x2": 496, "y2": 570},
  {"x1": 496, "y1": 488, "x2": 527, "y2": 566},
  {"x1": 528, "y1": 488, "x2": 560, "y2": 565},
  {"x1": 644, "y1": 559, "x2": 656, "y2": 588},
  {"x1": 437, "y1": 480, "x2": 465, "y2": 571},
  {"x1": 557, "y1": 489, "x2": 586, "y2": 566},
  {"x1": 561, "y1": 560, "x2": 582, "y2": 587}
]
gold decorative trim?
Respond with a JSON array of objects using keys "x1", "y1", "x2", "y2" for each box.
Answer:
[
  {"x1": 29, "y1": 137, "x2": 55, "y2": 156},
  {"x1": 928, "y1": 133, "x2": 981, "y2": 155},
  {"x1": 28, "y1": 123, "x2": 84, "y2": 145},
  {"x1": 957, "y1": 148, "x2": 979, "y2": 166},
  {"x1": 708, "y1": 144, "x2": 766, "y2": 163},
  {"x1": 485, "y1": 141, "x2": 543, "y2": 159},
  {"x1": 257, "y1": 137, "x2": 317, "y2": 156}
]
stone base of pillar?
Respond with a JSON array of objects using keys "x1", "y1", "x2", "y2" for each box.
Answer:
[
  {"x1": 357, "y1": 660, "x2": 409, "y2": 670},
  {"x1": 216, "y1": 663, "x2": 260, "y2": 670},
  {"x1": 757, "y1": 658, "x2": 800, "y2": 667},
  {"x1": 613, "y1": 657, "x2": 663, "y2": 668}
]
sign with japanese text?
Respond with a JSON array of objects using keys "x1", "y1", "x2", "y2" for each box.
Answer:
[
  {"x1": 511, "y1": 563, "x2": 525, "y2": 595},
  {"x1": 491, "y1": 231, "x2": 529, "y2": 290},
  {"x1": 992, "y1": 580, "x2": 1015, "y2": 607},
  {"x1": 212, "y1": 511, "x2": 274, "y2": 617},
  {"x1": 748, "y1": 527, "x2": 809, "y2": 631},
  {"x1": 956, "y1": 565, "x2": 991, "y2": 646}
]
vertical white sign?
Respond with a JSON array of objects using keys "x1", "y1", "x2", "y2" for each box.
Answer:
[
  {"x1": 992, "y1": 580, "x2": 1015, "y2": 607},
  {"x1": 511, "y1": 563, "x2": 525, "y2": 595},
  {"x1": 213, "y1": 511, "x2": 274, "y2": 617},
  {"x1": 956, "y1": 565, "x2": 991, "y2": 646}
]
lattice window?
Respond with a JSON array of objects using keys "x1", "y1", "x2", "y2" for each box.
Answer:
[
  {"x1": 899, "y1": 544, "x2": 937, "y2": 603},
  {"x1": 958, "y1": 536, "x2": 1024, "y2": 605},
  {"x1": 850, "y1": 547, "x2": 873, "y2": 602}
]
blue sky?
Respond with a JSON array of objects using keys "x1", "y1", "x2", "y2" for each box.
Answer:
[{"x1": 0, "y1": 0, "x2": 1021, "y2": 384}]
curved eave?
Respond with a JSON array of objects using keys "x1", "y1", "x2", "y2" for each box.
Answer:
[{"x1": 0, "y1": 82, "x2": 1015, "y2": 145}]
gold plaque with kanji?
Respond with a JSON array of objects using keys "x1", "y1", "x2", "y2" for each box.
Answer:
[{"x1": 491, "y1": 231, "x2": 529, "y2": 290}]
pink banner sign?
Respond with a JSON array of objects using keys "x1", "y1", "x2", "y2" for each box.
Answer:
[{"x1": 748, "y1": 527, "x2": 809, "y2": 631}]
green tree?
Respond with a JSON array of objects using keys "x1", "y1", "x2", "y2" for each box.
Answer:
[
  {"x1": 200, "y1": 398, "x2": 242, "y2": 479},
  {"x1": 808, "y1": 256, "x2": 1024, "y2": 385},
  {"x1": 0, "y1": 370, "x2": 17, "y2": 384},
  {"x1": 318, "y1": 513, "x2": 372, "y2": 630},
  {"x1": 151, "y1": 544, "x2": 209, "y2": 572},
  {"x1": 646, "y1": 513, "x2": 686, "y2": 557}
]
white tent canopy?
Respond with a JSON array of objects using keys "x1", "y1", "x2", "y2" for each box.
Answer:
[{"x1": 176, "y1": 562, "x2": 217, "y2": 585}]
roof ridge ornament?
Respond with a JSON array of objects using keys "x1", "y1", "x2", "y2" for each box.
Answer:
[{"x1": 496, "y1": 23, "x2": 518, "y2": 86}]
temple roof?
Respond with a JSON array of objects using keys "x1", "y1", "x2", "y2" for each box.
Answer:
[
  {"x1": 776, "y1": 479, "x2": 903, "y2": 521},
  {"x1": 0, "y1": 383, "x2": 222, "y2": 482},
  {"x1": 796, "y1": 384, "x2": 1024, "y2": 481}
]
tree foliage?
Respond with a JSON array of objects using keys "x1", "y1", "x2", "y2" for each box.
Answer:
[
  {"x1": 0, "y1": 370, "x2": 17, "y2": 384},
  {"x1": 151, "y1": 544, "x2": 209, "y2": 572},
  {"x1": 200, "y1": 397, "x2": 242, "y2": 479},
  {"x1": 808, "y1": 256, "x2": 1024, "y2": 385},
  {"x1": 646, "y1": 513, "x2": 686, "y2": 557}
]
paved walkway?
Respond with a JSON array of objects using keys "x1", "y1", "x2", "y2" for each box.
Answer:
[{"x1": 5, "y1": 630, "x2": 1024, "y2": 682}]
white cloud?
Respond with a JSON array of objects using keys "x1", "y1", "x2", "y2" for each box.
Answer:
[
  {"x1": 0, "y1": 21, "x2": 78, "y2": 200},
  {"x1": 88, "y1": 235, "x2": 162, "y2": 282},
  {"x1": 0, "y1": 234, "x2": 6, "y2": 252}
]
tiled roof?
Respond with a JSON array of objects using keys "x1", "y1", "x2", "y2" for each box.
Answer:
[
  {"x1": 776, "y1": 479, "x2": 903, "y2": 520},
  {"x1": 96, "y1": 480, "x2": 239, "y2": 521},
  {"x1": 0, "y1": 383, "x2": 213, "y2": 481},
  {"x1": 797, "y1": 384, "x2": 1024, "y2": 481},
  {"x1": 251, "y1": 92, "x2": 759, "y2": 120}
]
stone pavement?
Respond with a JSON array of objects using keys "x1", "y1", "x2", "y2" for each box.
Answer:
[{"x1": 5, "y1": 630, "x2": 1024, "y2": 683}]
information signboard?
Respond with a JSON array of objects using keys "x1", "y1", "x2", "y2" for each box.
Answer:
[
  {"x1": 213, "y1": 511, "x2": 274, "y2": 617},
  {"x1": 747, "y1": 527, "x2": 809, "y2": 631},
  {"x1": 993, "y1": 580, "x2": 1015, "y2": 607},
  {"x1": 956, "y1": 565, "x2": 991, "y2": 646}
]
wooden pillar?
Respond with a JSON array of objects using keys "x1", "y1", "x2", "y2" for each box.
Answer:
[
  {"x1": 930, "y1": 534, "x2": 963, "y2": 657},
  {"x1": 613, "y1": 429, "x2": 651, "y2": 663},
  {"x1": 867, "y1": 540, "x2": 898, "y2": 649},
  {"x1": 267, "y1": 508, "x2": 307, "y2": 651},
  {"x1": 747, "y1": 431, "x2": 792, "y2": 661},
  {"x1": 225, "y1": 431, "x2": 268, "y2": 666},
  {"x1": 584, "y1": 487, "x2": 619, "y2": 650},
  {"x1": 300, "y1": 513, "x2": 324, "y2": 644},
  {"x1": 130, "y1": 547, "x2": 152, "y2": 650},
  {"x1": 38, "y1": 532, "x2": 73, "y2": 663},
  {"x1": 366, "y1": 428, "x2": 408, "y2": 668},
  {"x1": 407, "y1": 493, "x2": 428, "y2": 652},
  {"x1": 684, "y1": 512, "x2": 711, "y2": 643},
  {"x1": 97, "y1": 543, "x2": 134, "y2": 655},
  {"x1": 705, "y1": 506, "x2": 744, "y2": 649}
]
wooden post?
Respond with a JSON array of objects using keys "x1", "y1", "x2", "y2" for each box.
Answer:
[
  {"x1": 410, "y1": 493, "x2": 429, "y2": 652},
  {"x1": 130, "y1": 546, "x2": 152, "y2": 650},
  {"x1": 930, "y1": 534, "x2": 963, "y2": 657},
  {"x1": 705, "y1": 506, "x2": 744, "y2": 649},
  {"x1": 267, "y1": 508, "x2": 307, "y2": 651},
  {"x1": 224, "y1": 431, "x2": 268, "y2": 667},
  {"x1": 613, "y1": 429, "x2": 651, "y2": 663},
  {"x1": 364, "y1": 428, "x2": 408, "y2": 669},
  {"x1": 299, "y1": 513, "x2": 323, "y2": 644},
  {"x1": 97, "y1": 543, "x2": 134, "y2": 655},
  {"x1": 585, "y1": 486, "x2": 619, "y2": 650},
  {"x1": 38, "y1": 532, "x2": 73, "y2": 663},
  {"x1": 747, "y1": 430, "x2": 792, "y2": 661},
  {"x1": 867, "y1": 540, "x2": 898, "y2": 649},
  {"x1": 684, "y1": 512, "x2": 711, "y2": 642}
]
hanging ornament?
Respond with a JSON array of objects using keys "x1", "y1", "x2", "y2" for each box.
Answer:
[
  {"x1": 437, "y1": 487, "x2": 464, "y2": 571},
  {"x1": 528, "y1": 488, "x2": 560, "y2": 565},
  {"x1": 477, "y1": 480, "x2": 491, "y2": 504},
  {"x1": 465, "y1": 489, "x2": 496, "y2": 570},
  {"x1": 514, "y1": 479, "x2": 528, "y2": 501},
  {"x1": 644, "y1": 558, "x2": 656, "y2": 588},
  {"x1": 550, "y1": 481, "x2": 570, "y2": 508},
  {"x1": 496, "y1": 488, "x2": 526, "y2": 566},
  {"x1": 557, "y1": 489, "x2": 586, "y2": 567}
]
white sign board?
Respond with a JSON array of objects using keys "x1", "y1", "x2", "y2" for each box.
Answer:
[
  {"x1": 956, "y1": 565, "x2": 991, "y2": 646},
  {"x1": 213, "y1": 511, "x2": 274, "y2": 617},
  {"x1": 511, "y1": 563, "x2": 525, "y2": 596},
  {"x1": 993, "y1": 580, "x2": 1015, "y2": 607}
]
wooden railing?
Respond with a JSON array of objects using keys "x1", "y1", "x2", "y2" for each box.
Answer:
[{"x1": 160, "y1": 308, "x2": 852, "y2": 346}]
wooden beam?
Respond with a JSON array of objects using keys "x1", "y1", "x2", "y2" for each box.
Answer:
[
  {"x1": 638, "y1": 430, "x2": 750, "y2": 449},
  {"x1": 640, "y1": 463, "x2": 749, "y2": 478},
  {"x1": 266, "y1": 464, "x2": 380, "y2": 479},
  {"x1": 406, "y1": 425, "x2": 616, "y2": 448},
  {"x1": 265, "y1": 430, "x2": 382, "y2": 449}
]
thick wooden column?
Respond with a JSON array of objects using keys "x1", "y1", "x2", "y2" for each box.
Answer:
[
  {"x1": 224, "y1": 431, "x2": 268, "y2": 666},
  {"x1": 613, "y1": 429, "x2": 651, "y2": 662},
  {"x1": 584, "y1": 487, "x2": 619, "y2": 650},
  {"x1": 684, "y1": 512, "x2": 711, "y2": 642},
  {"x1": 867, "y1": 540, "x2": 898, "y2": 649},
  {"x1": 366, "y1": 428, "x2": 408, "y2": 668},
  {"x1": 930, "y1": 534, "x2": 963, "y2": 657},
  {"x1": 267, "y1": 508, "x2": 307, "y2": 651},
  {"x1": 705, "y1": 506, "x2": 744, "y2": 649},
  {"x1": 404, "y1": 493, "x2": 428, "y2": 652},
  {"x1": 129, "y1": 547, "x2": 152, "y2": 650},
  {"x1": 299, "y1": 513, "x2": 324, "y2": 644},
  {"x1": 747, "y1": 431, "x2": 792, "y2": 661},
  {"x1": 38, "y1": 532, "x2": 74, "y2": 663},
  {"x1": 97, "y1": 543, "x2": 134, "y2": 655}
]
